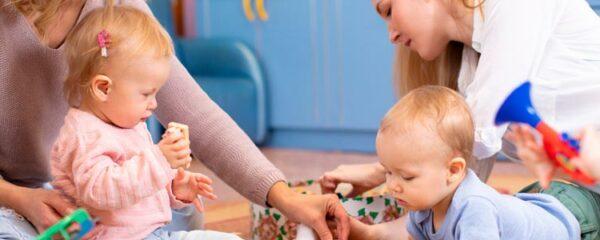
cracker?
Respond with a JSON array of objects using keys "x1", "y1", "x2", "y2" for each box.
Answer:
[{"x1": 167, "y1": 122, "x2": 191, "y2": 168}]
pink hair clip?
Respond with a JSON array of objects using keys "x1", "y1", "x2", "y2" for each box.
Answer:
[{"x1": 97, "y1": 29, "x2": 110, "y2": 57}]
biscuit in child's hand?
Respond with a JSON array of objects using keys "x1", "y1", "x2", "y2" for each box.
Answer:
[
  {"x1": 168, "y1": 122, "x2": 189, "y2": 140},
  {"x1": 167, "y1": 122, "x2": 191, "y2": 168}
]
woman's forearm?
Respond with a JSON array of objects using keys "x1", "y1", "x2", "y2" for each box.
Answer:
[{"x1": 156, "y1": 57, "x2": 286, "y2": 205}]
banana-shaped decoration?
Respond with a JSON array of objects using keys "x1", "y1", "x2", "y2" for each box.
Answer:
[
  {"x1": 255, "y1": 0, "x2": 269, "y2": 21},
  {"x1": 243, "y1": 0, "x2": 255, "y2": 21}
]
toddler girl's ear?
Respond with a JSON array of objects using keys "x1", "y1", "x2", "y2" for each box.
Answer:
[
  {"x1": 90, "y1": 74, "x2": 112, "y2": 101},
  {"x1": 447, "y1": 157, "x2": 466, "y2": 183}
]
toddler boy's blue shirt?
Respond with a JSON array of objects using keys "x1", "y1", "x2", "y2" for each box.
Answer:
[{"x1": 407, "y1": 170, "x2": 580, "y2": 240}]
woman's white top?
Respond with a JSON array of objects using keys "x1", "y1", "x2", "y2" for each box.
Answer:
[{"x1": 459, "y1": 0, "x2": 600, "y2": 159}]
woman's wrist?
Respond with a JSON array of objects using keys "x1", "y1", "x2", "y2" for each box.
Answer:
[
  {"x1": 266, "y1": 181, "x2": 294, "y2": 210},
  {"x1": 0, "y1": 179, "x2": 25, "y2": 210}
]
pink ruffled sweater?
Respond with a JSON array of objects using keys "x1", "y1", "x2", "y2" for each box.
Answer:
[{"x1": 51, "y1": 108, "x2": 188, "y2": 239}]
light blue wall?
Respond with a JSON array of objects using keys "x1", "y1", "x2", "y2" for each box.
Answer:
[{"x1": 195, "y1": 0, "x2": 395, "y2": 152}]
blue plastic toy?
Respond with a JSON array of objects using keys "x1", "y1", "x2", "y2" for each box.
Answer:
[{"x1": 495, "y1": 81, "x2": 596, "y2": 185}]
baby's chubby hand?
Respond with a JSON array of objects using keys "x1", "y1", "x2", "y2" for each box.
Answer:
[
  {"x1": 158, "y1": 127, "x2": 192, "y2": 169},
  {"x1": 172, "y1": 168, "x2": 218, "y2": 212}
]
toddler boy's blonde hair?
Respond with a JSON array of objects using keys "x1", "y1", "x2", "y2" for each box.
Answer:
[{"x1": 379, "y1": 85, "x2": 475, "y2": 166}]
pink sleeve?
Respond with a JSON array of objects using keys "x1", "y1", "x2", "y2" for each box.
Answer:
[{"x1": 72, "y1": 145, "x2": 175, "y2": 210}]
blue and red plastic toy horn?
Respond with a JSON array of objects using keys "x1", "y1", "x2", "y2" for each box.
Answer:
[{"x1": 495, "y1": 81, "x2": 596, "y2": 185}]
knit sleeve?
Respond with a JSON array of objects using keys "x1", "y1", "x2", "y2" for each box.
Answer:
[{"x1": 123, "y1": 0, "x2": 287, "y2": 205}]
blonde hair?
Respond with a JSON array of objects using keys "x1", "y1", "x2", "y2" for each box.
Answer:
[
  {"x1": 379, "y1": 86, "x2": 474, "y2": 166},
  {"x1": 395, "y1": 41, "x2": 464, "y2": 96},
  {"x1": 394, "y1": 0, "x2": 483, "y2": 96},
  {"x1": 63, "y1": 5, "x2": 173, "y2": 106},
  {"x1": 8, "y1": 0, "x2": 113, "y2": 43}
]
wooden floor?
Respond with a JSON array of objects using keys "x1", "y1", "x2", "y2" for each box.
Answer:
[{"x1": 188, "y1": 148, "x2": 536, "y2": 240}]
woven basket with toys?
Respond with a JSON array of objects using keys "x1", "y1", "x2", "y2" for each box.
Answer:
[{"x1": 251, "y1": 179, "x2": 405, "y2": 240}]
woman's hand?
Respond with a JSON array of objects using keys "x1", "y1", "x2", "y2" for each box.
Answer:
[
  {"x1": 505, "y1": 124, "x2": 557, "y2": 188},
  {"x1": 172, "y1": 168, "x2": 217, "y2": 212},
  {"x1": 8, "y1": 185, "x2": 77, "y2": 232},
  {"x1": 506, "y1": 124, "x2": 600, "y2": 187},
  {"x1": 158, "y1": 130, "x2": 192, "y2": 169},
  {"x1": 267, "y1": 182, "x2": 349, "y2": 240},
  {"x1": 319, "y1": 162, "x2": 386, "y2": 197}
]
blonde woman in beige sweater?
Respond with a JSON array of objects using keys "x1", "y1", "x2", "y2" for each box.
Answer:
[{"x1": 0, "y1": 1, "x2": 349, "y2": 239}]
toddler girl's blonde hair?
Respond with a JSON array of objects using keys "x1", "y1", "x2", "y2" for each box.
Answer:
[
  {"x1": 379, "y1": 86, "x2": 475, "y2": 166},
  {"x1": 63, "y1": 5, "x2": 173, "y2": 106}
]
